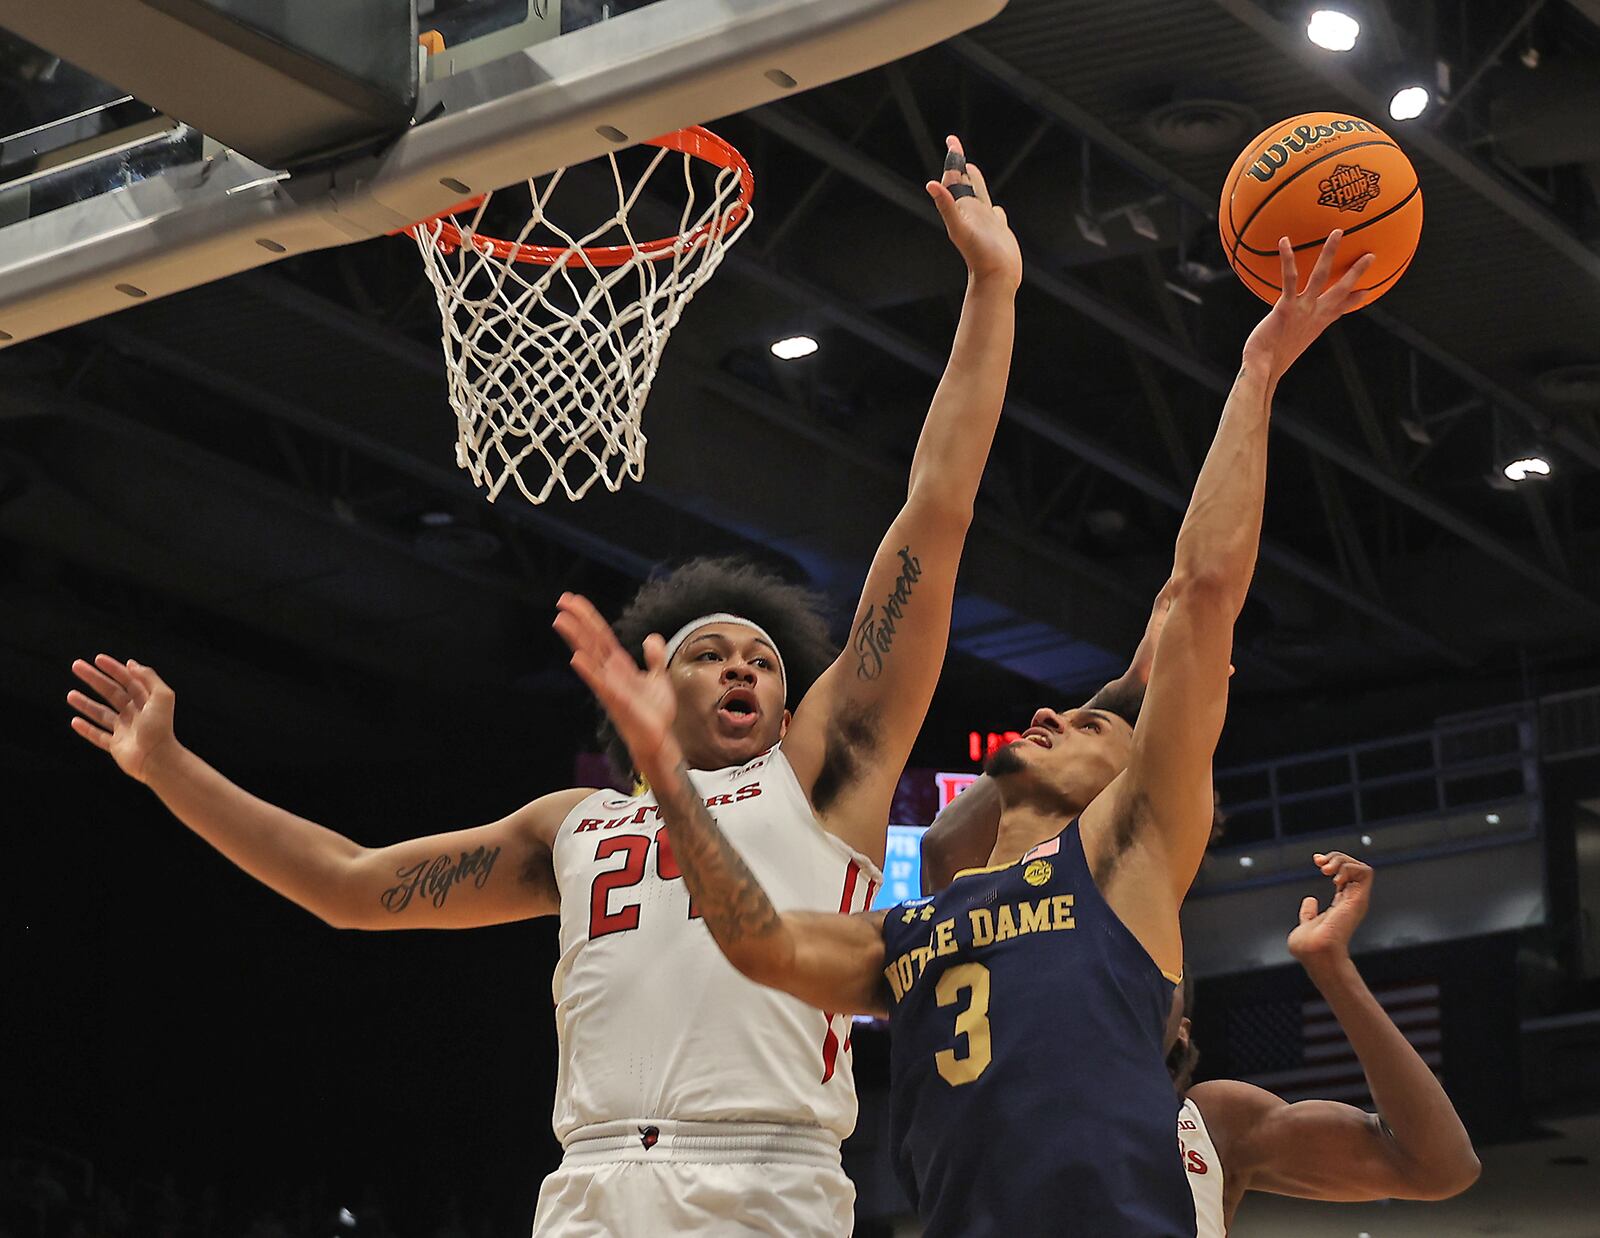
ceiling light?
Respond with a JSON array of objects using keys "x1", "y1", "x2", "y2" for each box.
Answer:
[
  {"x1": 1360, "y1": 834, "x2": 1373, "y2": 846},
  {"x1": 1389, "y1": 85, "x2": 1430, "y2": 120},
  {"x1": 770, "y1": 335, "x2": 818, "y2": 360},
  {"x1": 1486, "y1": 813, "x2": 1501, "y2": 825},
  {"x1": 1239, "y1": 855, "x2": 1254, "y2": 868},
  {"x1": 1503, "y1": 456, "x2": 1552, "y2": 482},
  {"x1": 1307, "y1": 9, "x2": 1360, "y2": 51}
]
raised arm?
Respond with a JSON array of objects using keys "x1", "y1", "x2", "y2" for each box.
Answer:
[
  {"x1": 68, "y1": 655, "x2": 582, "y2": 930},
  {"x1": 781, "y1": 136, "x2": 1022, "y2": 864},
  {"x1": 920, "y1": 581, "x2": 1178, "y2": 893},
  {"x1": 1086, "y1": 237, "x2": 1373, "y2": 926},
  {"x1": 555, "y1": 595, "x2": 891, "y2": 1016},
  {"x1": 1191, "y1": 855, "x2": 1478, "y2": 1206}
]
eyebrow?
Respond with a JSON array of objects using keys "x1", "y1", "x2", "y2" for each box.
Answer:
[
  {"x1": 1078, "y1": 709, "x2": 1120, "y2": 726},
  {"x1": 686, "y1": 631, "x2": 779, "y2": 657}
]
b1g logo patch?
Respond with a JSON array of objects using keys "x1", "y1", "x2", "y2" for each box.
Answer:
[
  {"x1": 1318, "y1": 164, "x2": 1382, "y2": 212},
  {"x1": 1024, "y1": 859, "x2": 1053, "y2": 886}
]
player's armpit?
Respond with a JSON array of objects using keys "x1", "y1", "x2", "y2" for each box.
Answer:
[
  {"x1": 1192, "y1": 1080, "x2": 1468, "y2": 1203},
  {"x1": 334, "y1": 786, "x2": 590, "y2": 930},
  {"x1": 755, "y1": 908, "x2": 893, "y2": 1020}
]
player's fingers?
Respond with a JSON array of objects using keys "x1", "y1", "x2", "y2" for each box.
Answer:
[
  {"x1": 552, "y1": 610, "x2": 602, "y2": 664},
  {"x1": 964, "y1": 159, "x2": 993, "y2": 208},
  {"x1": 114, "y1": 660, "x2": 153, "y2": 708},
  {"x1": 93, "y1": 653, "x2": 136, "y2": 690},
  {"x1": 67, "y1": 690, "x2": 118, "y2": 730},
  {"x1": 1330, "y1": 254, "x2": 1377, "y2": 315},
  {"x1": 69, "y1": 715, "x2": 113, "y2": 751},
  {"x1": 925, "y1": 180, "x2": 963, "y2": 231},
  {"x1": 1298, "y1": 896, "x2": 1319, "y2": 924},
  {"x1": 555, "y1": 593, "x2": 615, "y2": 657},
  {"x1": 71, "y1": 659, "x2": 128, "y2": 708},
  {"x1": 122, "y1": 659, "x2": 162, "y2": 706},
  {"x1": 1305, "y1": 229, "x2": 1343, "y2": 294},
  {"x1": 1323, "y1": 252, "x2": 1375, "y2": 308},
  {"x1": 1276, "y1": 236, "x2": 1297, "y2": 298},
  {"x1": 642, "y1": 633, "x2": 668, "y2": 674}
]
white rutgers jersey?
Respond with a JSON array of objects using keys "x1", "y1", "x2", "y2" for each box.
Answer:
[
  {"x1": 1179, "y1": 1097, "x2": 1227, "y2": 1238},
  {"x1": 549, "y1": 744, "x2": 883, "y2": 1145}
]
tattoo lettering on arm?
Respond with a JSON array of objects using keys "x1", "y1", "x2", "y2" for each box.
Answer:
[
  {"x1": 853, "y1": 546, "x2": 924, "y2": 681},
  {"x1": 380, "y1": 845, "x2": 502, "y2": 913},
  {"x1": 656, "y1": 761, "x2": 784, "y2": 948}
]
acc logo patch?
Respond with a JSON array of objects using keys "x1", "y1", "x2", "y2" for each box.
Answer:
[
  {"x1": 1317, "y1": 164, "x2": 1382, "y2": 212},
  {"x1": 1024, "y1": 859, "x2": 1053, "y2": 886}
]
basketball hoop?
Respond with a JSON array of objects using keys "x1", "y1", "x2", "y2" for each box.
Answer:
[{"x1": 405, "y1": 126, "x2": 754, "y2": 505}]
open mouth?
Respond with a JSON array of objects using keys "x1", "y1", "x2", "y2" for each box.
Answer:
[
  {"x1": 1022, "y1": 727, "x2": 1053, "y2": 750},
  {"x1": 716, "y1": 687, "x2": 761, "y2": 731}
]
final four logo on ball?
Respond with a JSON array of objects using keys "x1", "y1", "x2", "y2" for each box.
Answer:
[{"x1": 1317, "y1": 164, "x2": 1382, "y2": 213}]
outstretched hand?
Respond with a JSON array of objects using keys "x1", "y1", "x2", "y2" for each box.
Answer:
[
  {"x1": 67, "y1": 655, "x2": 179, "y2": 784},
  {"x1": 1287, "y1": 850, "x2": 1373, "y2": 963},
  {"x1": 553, "y1": 592, "x2": 681, "y2": 782},
  {"x1": 926, "y1": 135, "x2": 1022, "y2": 290},
  {"x1": 1242, "y1": 231, "x2": 1375, "y2": 383}
]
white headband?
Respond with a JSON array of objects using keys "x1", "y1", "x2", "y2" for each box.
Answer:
[{"x1": 662, "y1": 612, "x2": 787, "y2": 696}]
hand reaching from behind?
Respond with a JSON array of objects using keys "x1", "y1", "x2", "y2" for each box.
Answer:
[
  {"x1": 68, "y1": 655, "x2": 180, "y2": 784},
  {"x1": 926, "y1": 136, "x2": 1022, "y2": 292},
  {"x1": 1287, "y1": 851, "x2": 1373, "y2": 964},
  {"x1": 1242, "y1": 230, "x2": 1375, "y2": 384},
  {"x1": 553, "y1": 592, "x2": 682, "y2": 784}
]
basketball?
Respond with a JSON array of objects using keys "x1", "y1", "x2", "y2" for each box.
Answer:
[{"x1": 1219, "y1": 111, "x2": 1422, "y2": 309}]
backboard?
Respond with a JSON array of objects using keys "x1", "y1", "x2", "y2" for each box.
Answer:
[{"x1": 0, "y1": 0, "x2": 1007, "y2": 348}]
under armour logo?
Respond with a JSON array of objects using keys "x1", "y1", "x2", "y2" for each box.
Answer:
[{"x1": 638, "y1": 1125, "x2": 660, "y2": 1150}]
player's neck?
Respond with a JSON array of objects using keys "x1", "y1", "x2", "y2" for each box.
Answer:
[{"x1": 988, "y1": 802, "x2": 1071, "y2": 867}]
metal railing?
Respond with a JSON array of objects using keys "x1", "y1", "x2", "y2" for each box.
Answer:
[{"x1": 1195, "y1": 695, "x2": 1557, "y2": 891}]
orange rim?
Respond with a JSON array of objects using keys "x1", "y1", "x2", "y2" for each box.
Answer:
[{"x1": 403, "y1": 126, "x2": 753, "y2": 267}]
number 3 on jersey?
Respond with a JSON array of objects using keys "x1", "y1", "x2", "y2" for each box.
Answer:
[
  {"x1": 935, "y1": 962, "x2": 992, "y2": 1086},
  {"x1": 589, "y1": 828, "x2": 701, "y2": 938}
]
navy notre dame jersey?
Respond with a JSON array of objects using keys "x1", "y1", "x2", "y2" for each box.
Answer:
[{"x1": 882, "y1": 821, "x2": 1194, "y2": 1237}]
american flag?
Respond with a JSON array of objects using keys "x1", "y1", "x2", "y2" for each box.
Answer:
[{"x1": 1225, "y1": 981, "x2": 1442, "y2": 1105}]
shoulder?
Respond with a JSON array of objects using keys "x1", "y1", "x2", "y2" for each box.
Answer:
[
  {"x1": 518, "y1": 786, "x2": 603, "y2": 845},
  {"x1": 1188, "y1": 1079, "x2": 1284, "y2": 1181}
]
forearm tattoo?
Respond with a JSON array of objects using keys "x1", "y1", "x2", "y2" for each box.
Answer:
[
  {"x1": 381, "y1": 845, "x2": 502, "y2": 913},
  {"x1": 655, "y1": 762, "x2": 784, "y2": 947},
  {"x1": 853, "y1": 545, "x2": 924, "y2": 681}
]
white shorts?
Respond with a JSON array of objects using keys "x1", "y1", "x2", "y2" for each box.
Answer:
[{"x1": 532, "y1": 1119, "x2": 855, "y2": 1237}]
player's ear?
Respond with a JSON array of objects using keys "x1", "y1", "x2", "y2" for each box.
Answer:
[{"x1": 779, "y1": 708, "x2": 793, "y2": 738}]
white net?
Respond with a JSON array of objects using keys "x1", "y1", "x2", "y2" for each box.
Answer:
[{"x1": 409, "y1": 130, "x2": 754, "y2": 505}]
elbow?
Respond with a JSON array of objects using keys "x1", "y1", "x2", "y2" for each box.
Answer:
[
  {"x1": 904, "y1": 486, "x2": 975, "y2": 537},
  {"x1": 1166, "y1": 568, "x2": 1245, "y2": 619},
  {"x1": 1400, "y1": 1151, "x2": 1481, "y2": 1201}
]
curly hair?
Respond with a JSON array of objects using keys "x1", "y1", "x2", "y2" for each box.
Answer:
[{"x1": 597, "y1": 557, "x2": 840, "y2": 781}]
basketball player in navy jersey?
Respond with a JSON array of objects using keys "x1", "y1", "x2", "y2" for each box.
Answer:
[
  {"x1": 66, "y1": 138, "x2": 1021, "y2": 1236},
  {"x1": 1169, "y1": 852, "x2": 1478, "y2": 1236},
  {"x1": 557, "y1": 234, "x2": 1375, "y2": 1236}
]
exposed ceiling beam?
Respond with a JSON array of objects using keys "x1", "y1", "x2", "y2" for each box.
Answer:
[
  {"x1": 726, "y1": 246, "x2": 1469, "y2": 664},
  {"x1": 1204, "y1": 0, "x2": 1600, "y2": 285},
  {"x1": 947, "y1": 34, "x2": 1600, "y2": 479},
  {"x1": 745, "y1": 101, "x2": 1600, "y2": 632}
]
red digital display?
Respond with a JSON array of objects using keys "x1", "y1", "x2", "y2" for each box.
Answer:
[{"x1": 968, "y1": 730, "x2": 1021, "y2": 762}]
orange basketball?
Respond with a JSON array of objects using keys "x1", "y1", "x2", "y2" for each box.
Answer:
[{"x1": 1219, "y1": 112, "x2": 1422, "y2": 310}]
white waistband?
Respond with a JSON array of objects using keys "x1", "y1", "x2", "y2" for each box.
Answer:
[{"x1": 559, "y1": 1119, "x2": 843, "y2": 1167}]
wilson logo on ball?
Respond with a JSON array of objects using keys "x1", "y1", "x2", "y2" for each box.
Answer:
[
  {"x1": 1317, "y1": 165, "x2": 1383, "y2": 212},
  {"x1": 1245, "y1": 118, "x2": 1378, "y2": 183}
]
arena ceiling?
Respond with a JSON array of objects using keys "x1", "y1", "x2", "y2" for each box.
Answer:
[{"x1": 3, "y1": 0, "x2": 1600, "y2": 773}]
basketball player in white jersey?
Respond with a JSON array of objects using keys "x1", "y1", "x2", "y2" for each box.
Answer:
[
  {"x1": 1172, "y1": 852, "x2": 1479, "y2": 1235},
  {"x1": 65, "y1": 136, "x2": 1020, "y2": 1236}
]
